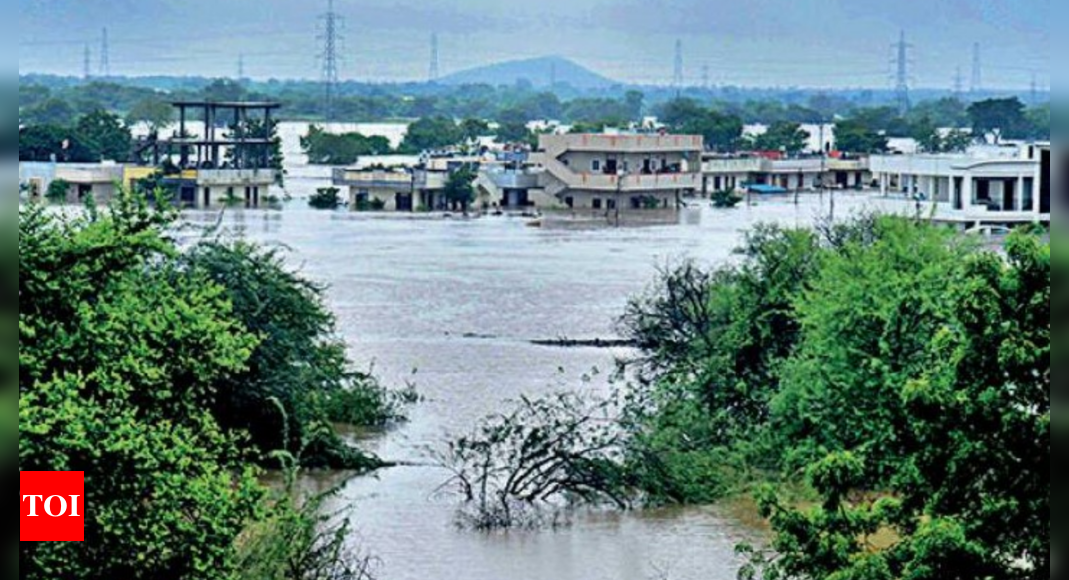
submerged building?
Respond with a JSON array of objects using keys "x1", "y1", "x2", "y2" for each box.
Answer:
[
  {"x1": 136, "y1": 101, "x2": 283, "y2": 209},
  {"x1": 534, "y1": 134, "x2": 704, "y2": 211},
  {"x1": 870, "y1": 142, "x2": 1050, "y2": 227},
  {"x1": 333, "y1": 151, "x2": 548, "y2": 212},
  {"x1": 702, "y1": 154, "x2": 870, "y2": 194}
]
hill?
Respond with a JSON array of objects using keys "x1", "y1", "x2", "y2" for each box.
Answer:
[{"x1": 438, "y1": 56, "x2": 616, "y2": 90}]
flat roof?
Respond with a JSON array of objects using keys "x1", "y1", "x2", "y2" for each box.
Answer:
[{"x1": 171, "y1": 101, "x2": 281, "y2": 109}]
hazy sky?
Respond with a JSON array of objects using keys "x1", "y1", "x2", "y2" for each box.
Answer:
[{"x1": 19, "y1": 0, "x2": 1049, "y2": 90}]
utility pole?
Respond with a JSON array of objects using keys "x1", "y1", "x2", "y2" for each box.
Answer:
[
  {"x1": 318, "y1": 0, "x2": 342, "y2": 121},
  {"x1": 99, "y1": 28, "x2": 110, "y2": 78},
  {"x1": 892, "y1": 31, "x2": 911, "y2": 115},
  {"x1": 673, "y1": 39, "x2": 684, "y2": 97},
  {"x1": 83, "y1": 44, "x2": 92, "y2": 81},
  {"x1": 429, "y1": 33, "x2": 440, "y2": 83},
  {"x1": 970, "y1": 42, "x2": 982, "y2": 95}
]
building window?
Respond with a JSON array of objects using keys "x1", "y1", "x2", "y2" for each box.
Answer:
[
  {"x1": 592, "y1": 160, "x2": 602, "y2": 173},
  {"x1": 592, "y1": 198, "x2": 603, "y2": 210},
  {"x1": 607, "y1": 199, "x2": 617, "y2": 210},
  {"x1": 565, "y1": 197, "x2": 574, "y2": 209},
  {"x1": 1041, "y1": 149, "x2": 1050, "y2": 214}
]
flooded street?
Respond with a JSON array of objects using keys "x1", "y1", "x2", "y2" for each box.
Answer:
[{"x1": 184, "y1": 142, "x2": 915, "y2": 580}]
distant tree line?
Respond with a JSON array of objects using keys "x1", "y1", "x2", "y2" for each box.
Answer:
[{"x1": 21, "y1": 76, "x2": 1048, "y2": 165}]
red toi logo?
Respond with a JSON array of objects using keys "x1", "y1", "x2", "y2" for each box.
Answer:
[{"x1": 20, "y1": 472, "x2": 85, "y2": 542}]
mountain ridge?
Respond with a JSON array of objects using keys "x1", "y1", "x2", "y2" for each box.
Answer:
[{"x1": 438, "y1": 56, "x2": 616, "y2": 90}]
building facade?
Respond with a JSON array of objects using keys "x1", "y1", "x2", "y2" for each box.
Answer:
[
  {"x1": 869, "y1": 143, "x2": 1050, "y2": 226},
  {"x1": 702, "y1": 155, "x2": 870, "y2": 194},
  {"x1": 535, "y1": 134, "x2": 704, "y2": 211}
]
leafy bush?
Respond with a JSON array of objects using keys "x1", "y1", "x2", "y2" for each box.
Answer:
[
  {"x1": 433, "y1": 392, "x2": 632, "y2": 530},
  {"x1": 45, "y1": 179, "x2": 70, "y2": 202},
  {"x1": 616, "y1": 216, "x2": 1048, "y2": 579},
  {"x1": 19, "y1": 194, "x2": 264, "y2": 579},
  {"x1": 20, "y1": 191, "x2": 400, "y2": 578},
  {"x1": 309, "y1": 187, "x2": 342, "y2": 210},
  {"x1": 184, "y1": 241, "x2": 399, "y2": 470},
  {"x1": 711, "y1": 189, "x2": 742, "y2": 208}
]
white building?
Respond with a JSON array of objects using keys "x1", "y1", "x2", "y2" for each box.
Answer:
[
  {"x1": 870, "y1": 143, "x2": 1050, "y2": 227},
  {"x1": 702, "y1": 155, "x2": 870, "y2": 194},
  {"x1": 534, "y1": 133, "x2": 704, "y2": 211}
]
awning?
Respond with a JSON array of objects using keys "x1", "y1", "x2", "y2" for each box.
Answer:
[{"x1": 746, "y1": 184, "x2": 788, "y2": 194}]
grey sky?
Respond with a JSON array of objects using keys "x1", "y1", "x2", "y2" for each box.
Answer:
[{"x1": 19, "y1": 0, "x2": 1049, "y2": 90}]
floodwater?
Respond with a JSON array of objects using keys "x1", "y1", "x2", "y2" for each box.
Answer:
[{"x1": 185, "y1": 144, "x2": 915, "y2": 580}]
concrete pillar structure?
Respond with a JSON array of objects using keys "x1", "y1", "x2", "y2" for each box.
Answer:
[{"x1": 1017, "y1": 176, "x2": 1025, "y2": 212}]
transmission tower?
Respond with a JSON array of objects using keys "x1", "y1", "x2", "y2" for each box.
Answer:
[
  {"x1": 238, "y1": 53, "x2": 246, "y2": 80},
  {"x1": 701, "y1": 64, "x2": 710, "y2": 90},
  {"x1": 83, "y1": 44, "x2": 92, "y2": 81},
  {"x1": 318, "y1": 0, "x2": 343, "y2": 120},
  {"x1": 429, "y1": 33, "x2": 440, "y2": 82},
  {"x1": 549, "y1": 61, "x2": 557, "y2": 88},
  {"x1": 99, "y1": 28, "x2": 111, "y2": 78},
  {"x1": 1030, "y1": 72, "x2": 1039, "y2": 106},
  {"x1": 953, "y1": 66, "x2": 964, "y2": 100},
  {"x1": 892, "y1": 31, "x2": 911, "y2": 115},
  {"x1": 673, "y1": 39, "x2": 684, "y2": 94},
  {"x1": 970, "y1": 43, "x2": 982, "y2": 94}
]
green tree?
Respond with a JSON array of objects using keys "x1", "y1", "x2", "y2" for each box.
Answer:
[
  {"x1": 460, "y1": 118, "x2": 491, "y2": 142},
  {"x1": 308, "y1": 187, "x2": 342, "y2": 210},
  {"x1": 183, "y1": 241, "x2": 394, "y2": 470},
  {"x1": 19, "y1": 125, "x2": 74, "y2": 162},
  {"x1": 624, "y1": 90, "x2": 645, "y2": 120},
  {"x1": 45, "y1": 179, "x2": 71, "y2": 203},
  {"x1": 401, "y1": 116, "x2": 462, "y2": 153},
  {"x1": 834, "y1": 119, "x2": 889, "y2": 154},
  {"x1": 126, "y1": 96, "x2": 175, "y2": 132},
  {"x1": 658, "y1": 100, "x2": 744, "y2": 152},
  {"x1": 443, "y1": 166, "x2": 477, "y2": 213},
  {"x1": 22, "y1": 98, "x2": 77, "y2": 126},
  {"x1": 19, "y1": 195, "x2": 264, "y2": 580},
  {"x1": 773, "y1": 219, "x2": 971, "y2": 482},
  {"x1": 907, "y1": 97, "x2": 969, "y2": 129},
  {"x1": 752, "y1": 121, "x2": 810, "y2": 154},
  {"x1": 202, "y1": 79, "x2": 248, "y2": 103},
  {"x1": 75, "y1": 109, "x2": 133, "y2": 162},
  {"x1": 301, "y1": 125, "x2": 392, "y2": 165},
  {"x1": 968, "y1": 97, "x2": 1029, "y2": 142},
  {"x1": 495, "y1": 108, "x2": 532, "y2": 144},
  {"x1": 910, "y1": 115, "x2": 943, "y2": 153},
  {"x1": 1026, "y1": 103, "x2": 1050, "y2": 140},
  {"x1": 748, "y1": 229, "x2": 1049, "y2": 580}
]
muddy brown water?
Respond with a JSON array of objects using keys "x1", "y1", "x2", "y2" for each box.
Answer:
[{"x1": 181, "y1": 153, "x2": 914, "y2": 580}]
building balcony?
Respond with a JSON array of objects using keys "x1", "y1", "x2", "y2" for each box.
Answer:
[
  {"x1": 549, "y1": 171, "x2": 701, "y2": 192},
  {"x1": 541, "y1": 134, "x2": 704, "y2": 155},
  {"x1": 196, "y1": 169, "x2": 280, "y2": 186},
  {"x1": 484, "y1": 170, "x2": 541, "y2": 190},
  {"x1": 333, "y1": 168, "x2": 413, "y2": 189}
]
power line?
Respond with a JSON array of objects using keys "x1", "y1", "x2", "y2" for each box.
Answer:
[
  {"x1": 970, "y1": 42, "x2": 982, "y2": 94},
  {"x1": 99, "y1": 28, "x2": 110, "y2": 77},
  {"x1": 318, "y1": 0, "x2": 342, "y2": 120},
  {"x1": 429, "y1": 33, "x2": 440, "y2": 82},
  {"x1": 892, "y1": 30, "x2": 911, "y2": 115}
]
